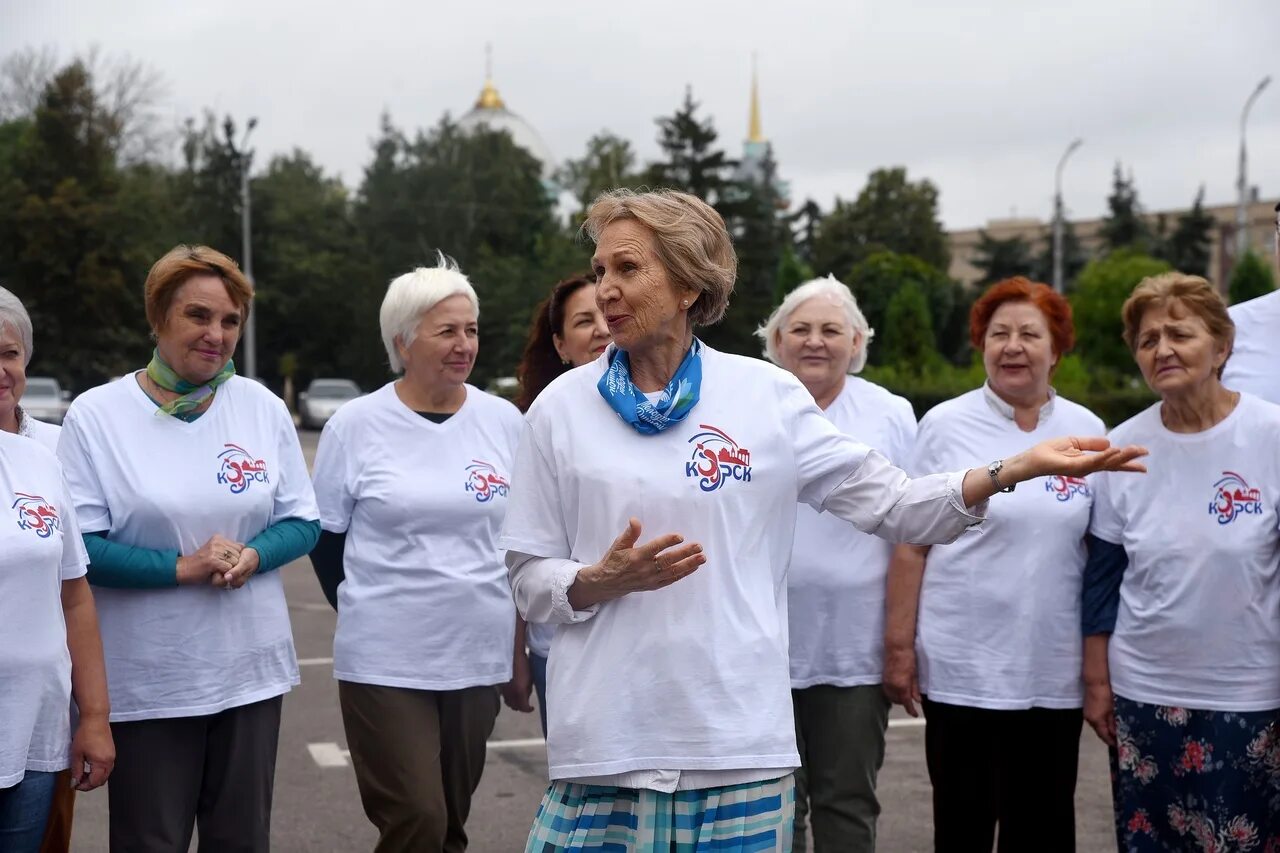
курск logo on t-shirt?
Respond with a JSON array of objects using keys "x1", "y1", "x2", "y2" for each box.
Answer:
[
  {"x1": 1045, "y1": 475, "x2": 1090, "y2": 502},
  {"x1": 12, "y1": 492, "x2": 60, "y2": 538},
  {"x1": 1209, "y1": 471, "x2": 1264, "y2": 525},
  {"x1": 464, "y1": 460, "x2": 510, "y2": 503},
  {"x1": 217, "y1": 443, "x2": 270, "y2": 494},
  {"x1": 685, "y1": 424, "x2": 752, "y2": 493}
]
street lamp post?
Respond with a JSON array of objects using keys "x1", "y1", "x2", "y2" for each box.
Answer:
[
  {"x1": 1052, "y1": 138, "x2": 1083, "y2": 294},
  {"x1": 1236, "y1": 77, "x2": 1272, "y2": 263},
  {"x1": 240, "y1": 118, "x2": 259, "y2": 380}
]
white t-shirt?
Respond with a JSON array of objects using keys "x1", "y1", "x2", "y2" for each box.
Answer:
[
  {"x1": 1223, "y1": 290, "x2": 1280, "y2": 405},
  {"x1": 18, "y1": 411, "x2": 61, "y2": 453},
  {"x1": 789, "y1": 376, "x2": 917, "y2": 689},
  {"x1": 1090, "y1": 394, "x2": 1280, "y2": 711},
  {"x1": 58, "y1": 375, "x2": 318, "y2": 722},
  {"x1": 313, "y1": 383, "x2": 522, "y2": 690},
  {"x1": 913, "y1": 386, "x2": 1103, "y2": 710},
  {"x1": 500, "y1": 345, "x2": 983, "y2": 782},
  {"x1": 0, "y1": 431, "x2": 87, "y2": 787}
]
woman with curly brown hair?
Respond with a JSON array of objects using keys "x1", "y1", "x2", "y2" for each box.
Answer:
[{"x1": 505, "y1": 274, "x2": 608, "y2": 733}]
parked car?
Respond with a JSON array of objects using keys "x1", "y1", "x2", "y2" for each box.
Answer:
[
  {"x1": 298, "y1": 378, "x2": 362, "y2": 429},
  {"x1": 23, "y1": 376, "x2": 71, "y2": 424}
]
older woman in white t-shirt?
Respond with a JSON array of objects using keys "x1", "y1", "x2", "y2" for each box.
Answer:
[
  {"x1": 756, "y1": 276, "x2": 915, "y2": 853},
  {"x1": 310, "y1": 258, "x2": 523, "y2": 853},
  {"x1": 883, "y1": 277, "x2": 1103, "y2": 852},
  {"x1": 501, "y1": 190, "x2": 1147, "y2": 852},
  {"x1": 58, "y1": 245, "x2": 320, "y2": 852},
  {"x1": 1084, "y1": 273, "x2": 1280, "y2": 850},
  {"x1": 0, "y1": 290, "x2": 113, "y2": 853}
]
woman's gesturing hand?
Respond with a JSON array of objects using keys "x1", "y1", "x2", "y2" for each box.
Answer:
[
  {"x1": 1025, "y1": 436, "x2": 1148, "y2": 479},
  {"x1": 568, "y1": 518, "x2": 706, "y2": 610},
  {"x1": 177, "y1": 535, "x2": 245, "y2": 585}
]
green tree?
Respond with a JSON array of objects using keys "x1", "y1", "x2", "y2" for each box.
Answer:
[
  {"x1": 813, "y1": 167, "x2": 949, "y2": 277},
  {"x1": 843, "y1": 251, "x2": 964, "y2": 365},
  {"x1": 1100, "y1": 164, "x2": 1151, "y2": 253},
  {"x1": 972, "y1": 230, "x2": 1033, "y2": 286},
  {"x1": 787, "y1": 198, "x2": 822, "y2": 268},
  {"x1": 882, "y1": 282, "x2": 937, "y2": 373},
  {"x1": 1228, "y1": 250, "x2": 1276, "y2": 304},
  {"x1": 558, "y1": 131, "x2": 642, "y2": 214},
  {"x1": 171, "y1": 112, "x2": 248, "y2": 257},
  {"x1": 1157, "y1": 187, "x2": 1214, "y2": 276},
  {"x1": 0, "y1": 61, "x2": 153, "y2": 387},
  {"x1": 1072, "y1": 249, "x2": 1171, "y2": 376},
  {"x1": 707, "y1": 144, "x2": 791, "y2": 356},
  {"x1": 645, "y1": 87, "x2": 735, "y2": 202},
  {"x1": 774, "y1": 245, "x2": 815, "y2": 305}
]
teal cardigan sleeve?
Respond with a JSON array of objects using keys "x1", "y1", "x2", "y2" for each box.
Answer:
[
  {"x1": 245, "y1": 518, "x2": 321, "y2": 573},
  {"x1": 83, "y1": 532, "x2": 179, "y2": 589},
  {"x1": 83, "y1": 518, "x2": 320, "y2": 589}
]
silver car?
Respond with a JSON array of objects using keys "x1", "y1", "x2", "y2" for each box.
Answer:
[
  {"x1": 298, "y1": 378, "x2": 362, "y2": 430},
  {"x1": 23, "y1": 376, "x2": 71, "y2": 425}
]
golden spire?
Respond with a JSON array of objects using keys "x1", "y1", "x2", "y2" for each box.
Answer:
[
  {"x1": 747, "y1": 54, "x2": 764, "y2": 143},
  {"x1": 475, "y1": 43, "x2": 506, "y2": 110}
]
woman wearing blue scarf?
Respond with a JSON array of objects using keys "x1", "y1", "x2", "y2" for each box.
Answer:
[{"x1": 501, "y1": 189, "x2": 1149, "y2": 852}]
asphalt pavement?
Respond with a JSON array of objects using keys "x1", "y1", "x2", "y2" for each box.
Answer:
[{"x1": 67, "y1": 429, "x2": 1121, "y2": 852}]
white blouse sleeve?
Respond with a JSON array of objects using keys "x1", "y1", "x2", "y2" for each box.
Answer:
[
  {"x1": 506, "y1": 552, "x2": 601, "y2": 625},
  {"x1": 786, "y1": 379, "x2": 985, "y2": 544}
]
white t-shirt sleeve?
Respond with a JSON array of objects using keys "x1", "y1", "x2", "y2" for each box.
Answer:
[
  {"x1": 891, "y1": 400, "x2": 919, "y2": 467},
  {"x1": 1088, "y1": 469, "x2": 1124, "y2": 544},
  {"x1": 312, "y1": 421, "x2": 355, "y2": 533},
  {"x1": 56, "y1": 407, "x2": 112, "y2": 535},
  {"x1": 58, "y1": 472, "x2": 88, "y2": 581},
  {"x1": 784, "y1": 379, "x2": 874, "y2": 508},
  {"x1": 499, "y1": 419, "x2": 572, "y2": 559},
  {"x1": 269, "y1": 403, "x2": 319, "y2": 525}
]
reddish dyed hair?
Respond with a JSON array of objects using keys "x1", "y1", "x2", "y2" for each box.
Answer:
[{"x1": 969, "y1": 276, "x2": 1076, "y2": 356}]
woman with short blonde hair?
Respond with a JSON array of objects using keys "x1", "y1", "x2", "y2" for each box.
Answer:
[{"x1": 503, "y1": 189, "x2": 1145, "y2": 851}]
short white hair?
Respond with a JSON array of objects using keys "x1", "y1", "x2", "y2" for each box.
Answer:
[
  {"x1": 0, "y1": 286, "x2": 34, "y2": 367},
  {"x1": 379, "y1": 255, "x2": 479, "y2": 374},
  {"x1": 756, "y1": 275, "x2": 875, "y2": 374}
]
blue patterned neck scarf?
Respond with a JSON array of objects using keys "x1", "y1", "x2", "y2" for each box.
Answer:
[{"x1": 597, "y1": 339, "x2": 703, "y2": 435}]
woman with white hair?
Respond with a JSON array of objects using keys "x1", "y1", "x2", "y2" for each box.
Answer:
[
  {"x1": 310, "y1": 257, "x2": 523, "y2": 853},
  {"x1": 502, "y1": 189, "x2": 1146, "y2": 852},
  {"x1": 757, "y1": 276, "x2": 915, "y2": 852},
  {"x1": 0, "y1": 286, "x2": 113, "y2": 853},
  {"x1": 0, "y1": 286, "x2": 61, "y2": 451}
]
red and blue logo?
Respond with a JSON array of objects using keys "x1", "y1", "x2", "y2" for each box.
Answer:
[
  {"x1": 1209, "y1": 471, "x2": 1264, "y2": 525},
  {"x1": 13, "y1": 492, "x2": 60, "y2": 538},
  {"x1": 217, "y1": 444, "x2": 270, "y2": 494},
  {"x1": 465, "y1": 460, "x2": 510, "y2": 503},
  {"x1": 1045, "y1": 475, "x2": 1091, "y2": 502},
  {"x1": 685, "y1": 425, "x2": 753, "y2": 493}
]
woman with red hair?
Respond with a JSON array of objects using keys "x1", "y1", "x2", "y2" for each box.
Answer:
[{"x1": 883, "y1": 277, "x2": 1104, "y2": 852}]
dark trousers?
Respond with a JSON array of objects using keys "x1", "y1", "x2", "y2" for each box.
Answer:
[
  {"x1": 107, "y1": 695, "x2": 283, "y2": 853},
  {"x1": 792, "y1": 684, "x2": 891, "y2": 853},
  {"x1": 338, "y1": 681, "x2": 499, "y2": 853},
  {"x1": 922, "y1": 697, "x2": 1081, "y2": 853}
]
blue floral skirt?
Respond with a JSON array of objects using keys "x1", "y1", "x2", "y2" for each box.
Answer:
[
  {"x1": 1111, "y1": 695, "x2": 1280, "y2": 851},
  {"x1": 525, "y1": 776, "x2": 795, "y2": 852}
]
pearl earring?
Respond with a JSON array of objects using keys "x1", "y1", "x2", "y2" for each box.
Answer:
[{"x1": 682, "y1": 300, "x2": 689, "y2": 307}]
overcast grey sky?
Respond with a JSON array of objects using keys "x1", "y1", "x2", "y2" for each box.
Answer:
[{"x1": 5, "y1": 0, "x2": 1279, "y2": 229}]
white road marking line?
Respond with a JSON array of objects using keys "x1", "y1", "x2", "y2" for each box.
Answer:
[
  {"x1": 308, "y1": 743, "x2": 351, "y2": 767},
  {"x1": 297, "y1": 657, "x2": 334, "y2": 666},
  {"x1": 888, "y1": 717, "x2": 927, "y2": 729},
  {"x1": 486, "y1": 737, "x2": 547, "y2": 750}
]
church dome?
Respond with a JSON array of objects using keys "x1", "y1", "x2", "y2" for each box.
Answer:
[{"x1": 457, "y1": 73, "x2": 556, "y2": 180}]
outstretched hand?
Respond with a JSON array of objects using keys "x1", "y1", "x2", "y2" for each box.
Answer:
[
  {"x1": 567, "y1": 518, "x2": 705, "y2": 610},
  {"x1": 1024, "y1": 436, "x2": 1148, "y2": 480}
]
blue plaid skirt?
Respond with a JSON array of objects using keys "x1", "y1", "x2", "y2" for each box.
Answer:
[
  {"x1": 525, "y1": 776, "x2": 795, "y2": 852},
  {"x1": 1111, "y1": 695, "x2": 1280, "y2": 851}
]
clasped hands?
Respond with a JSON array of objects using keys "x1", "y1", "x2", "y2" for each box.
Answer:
[{"x1": 177, "y1": 534, "x2": 260, "y2": 589}]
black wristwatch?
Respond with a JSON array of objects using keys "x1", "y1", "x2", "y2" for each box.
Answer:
[{"x1": 986, "y1": 459, "x2": 1016, "y2": 493}]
